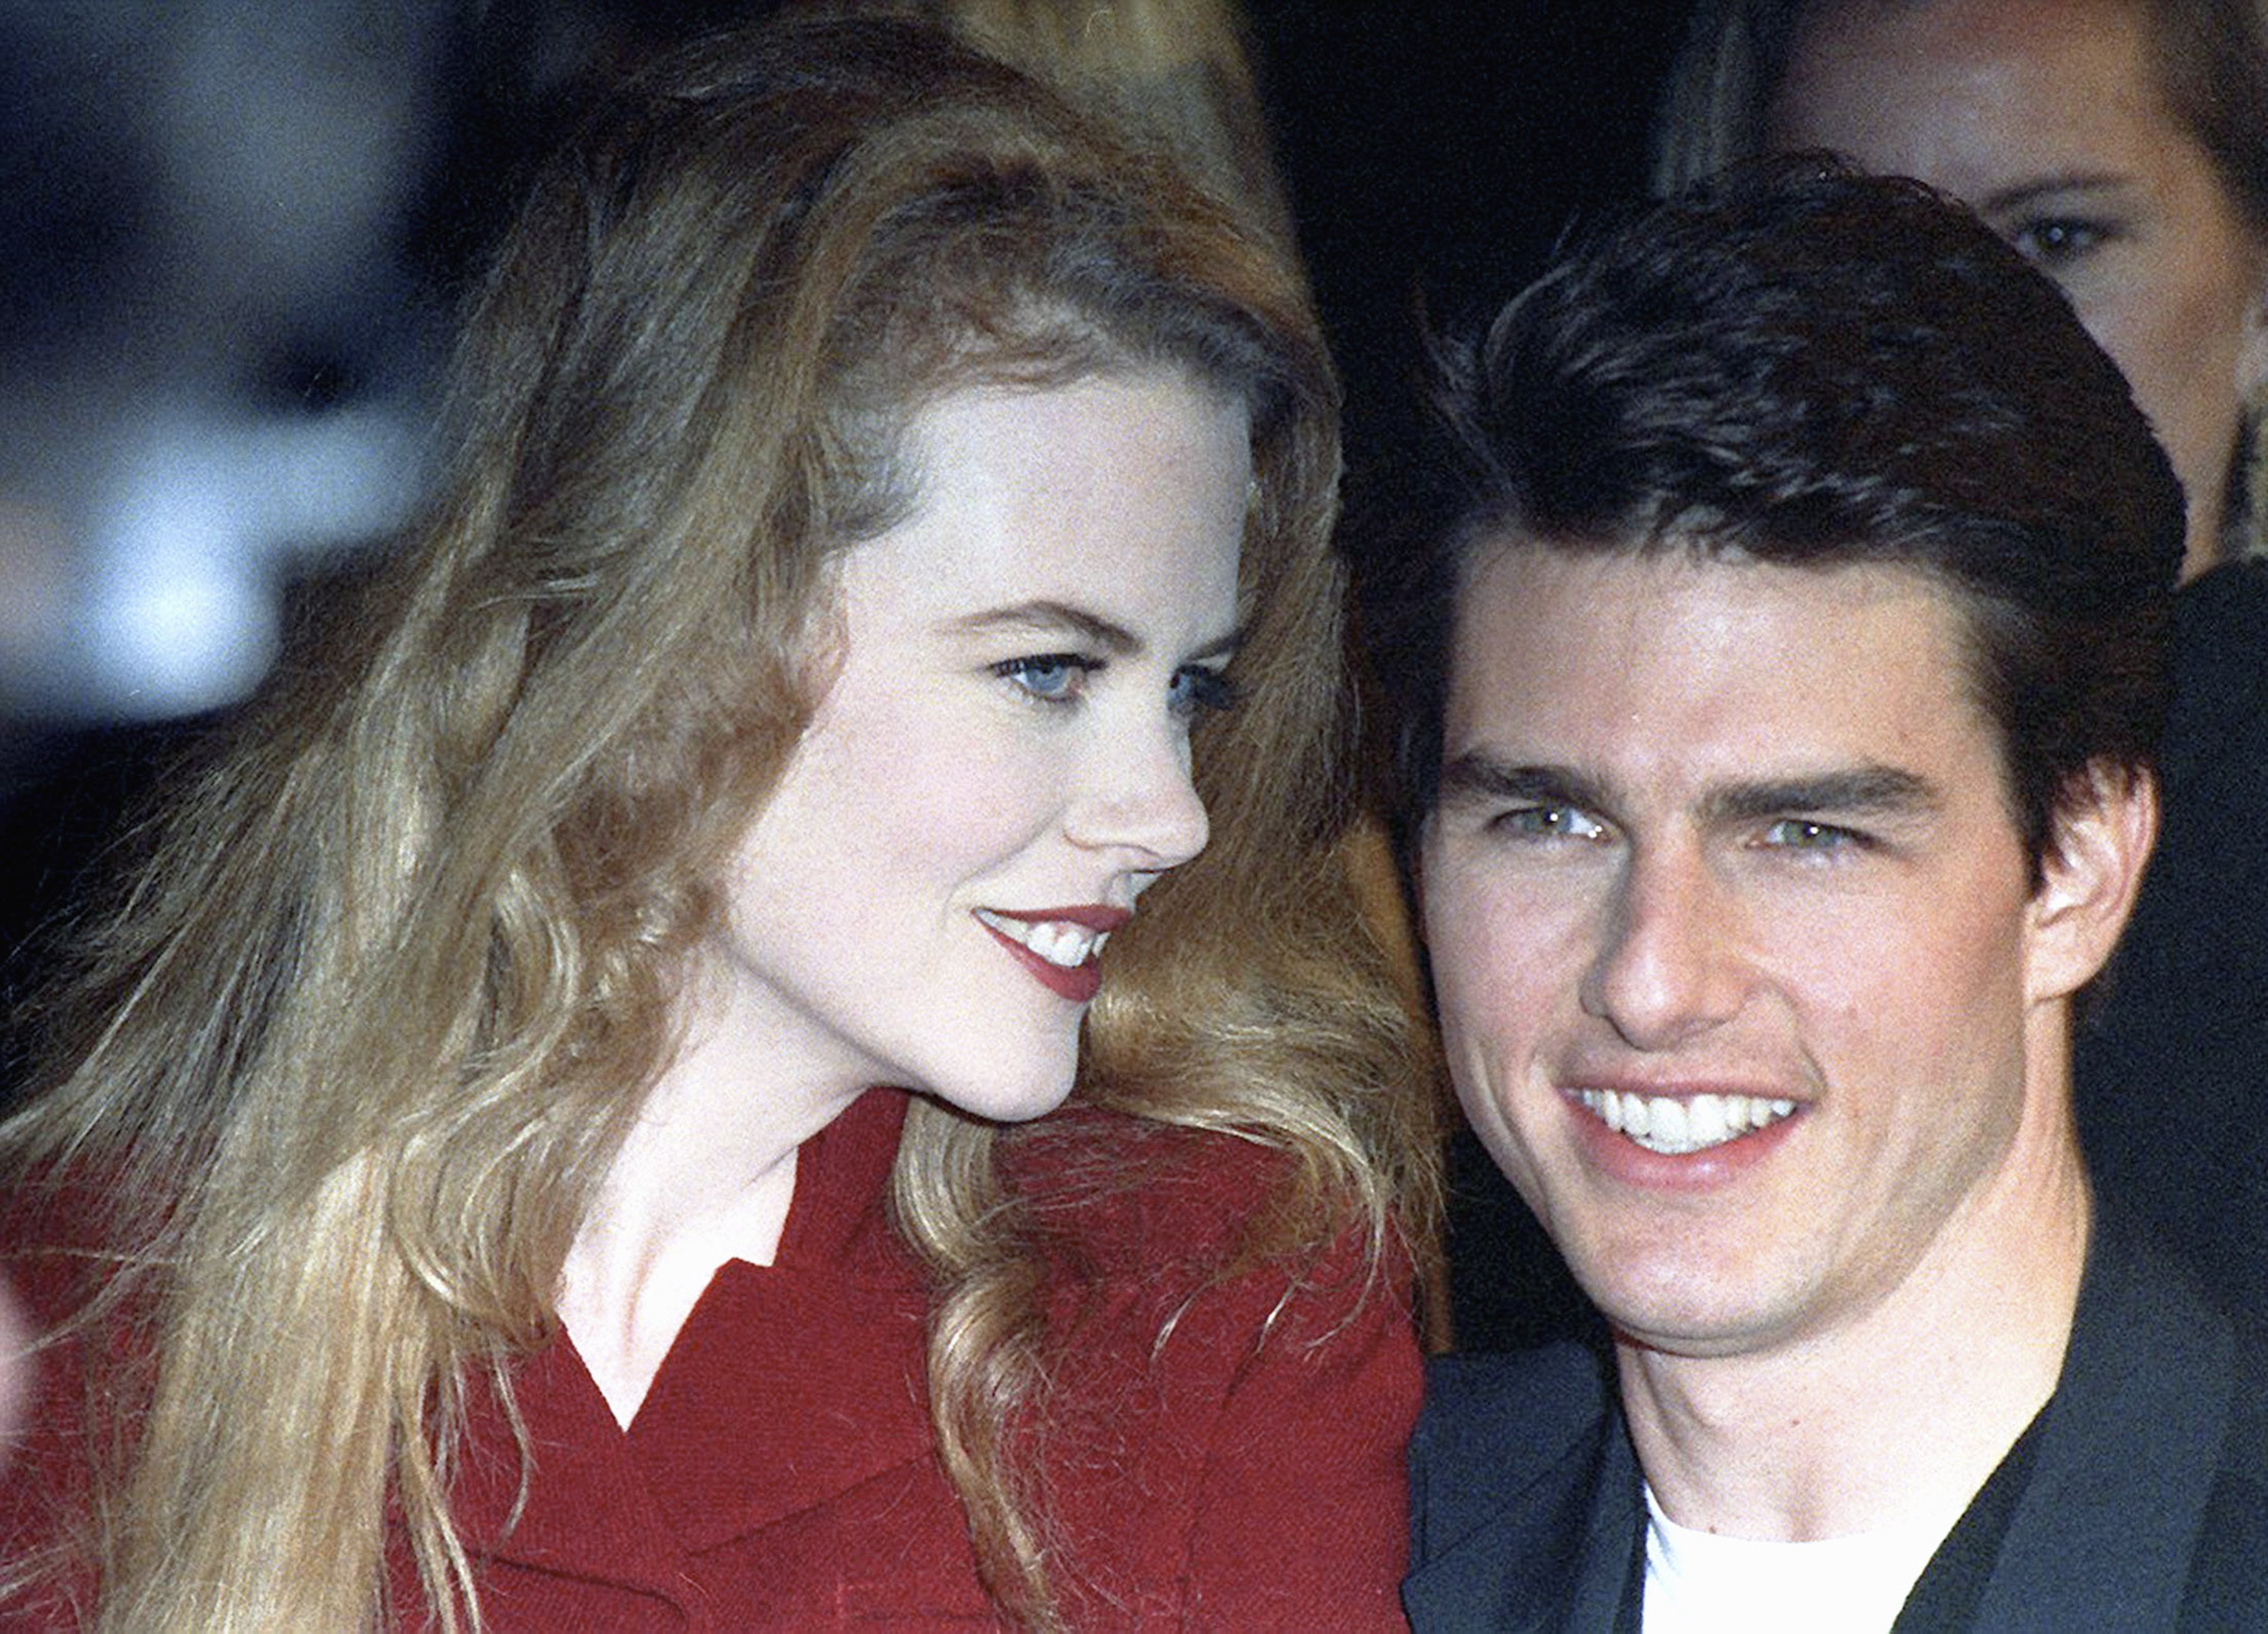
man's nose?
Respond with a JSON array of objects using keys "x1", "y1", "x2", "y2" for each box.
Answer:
[{"x1": 1578, "y1": 840, "x2": 1748, "y2": 1049}]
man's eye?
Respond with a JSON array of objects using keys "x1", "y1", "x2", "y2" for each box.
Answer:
[
  {"x1": 1169, "y1": 665, "x2": 1238, "y2": 721},
  {"x1": 1761, "y1": 818, "x2": 1859, "y2": 852},
  {"x1": 995, "y1": 653, "x2": 1092, "y2": 702},
  {"x1": 1497, "y1": 805, "x2": 1605, "y2": 841}
]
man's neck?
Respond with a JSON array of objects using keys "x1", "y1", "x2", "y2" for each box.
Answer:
[{"x1": 1617, "y1": 1140, "x2": 2091, "y2": 1545}]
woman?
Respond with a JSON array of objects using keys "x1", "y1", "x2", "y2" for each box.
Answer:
[
  {"x1": 0, "y1": 16, "x2": 1433, "y2": 1630},
  {"x1": 1646, "y1": 0, "x2": 2268, "y2": 1324}
]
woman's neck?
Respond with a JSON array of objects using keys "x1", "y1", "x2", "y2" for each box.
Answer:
[{"x1": 557, "y1": 969, "x2": 867, "y2": 1428}]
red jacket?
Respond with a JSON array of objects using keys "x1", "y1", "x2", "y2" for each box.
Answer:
[{"x1": 5, "y1": 1090, "x2": 1421, "y2": 1628}]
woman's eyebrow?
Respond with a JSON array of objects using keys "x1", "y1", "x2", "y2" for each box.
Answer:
[
  {"x1": 944, "y1": 600, "x2": 1246, "y2": 661},
  {"x1": 946, "y1": 600, "x2": 1142, "y2": 653},
  {"x1": 1979, "y1": 170, "x2": 2130, "y2": 216}
]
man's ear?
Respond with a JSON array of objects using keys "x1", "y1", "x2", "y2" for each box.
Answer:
[
  {"x1": 2240, "y1": 263, "x2": 2268, "y2": 407},
  {"x1": 2024, "y1": 762, "x2": 2158, "y2": 1005}
]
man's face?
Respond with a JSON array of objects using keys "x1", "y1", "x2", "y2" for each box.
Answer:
[{"x1": 1419, "y1": 545, "x2": 2109, "y2": 1361}]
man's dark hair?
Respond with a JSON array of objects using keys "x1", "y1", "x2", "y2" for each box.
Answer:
[{"x1": 1366, "y1": 159, "x2": 2185, "y2": 873}]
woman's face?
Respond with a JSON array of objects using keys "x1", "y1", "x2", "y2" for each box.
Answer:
[
  {"x1": 703, "y1": 370, "x2": 1250, "y2": 1126},
  {"x1": 1772, "y1": 0, "x2": 2268, "y2": 576}
]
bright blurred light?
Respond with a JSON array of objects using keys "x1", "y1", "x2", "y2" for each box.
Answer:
[
  {"x1": 0, "y1": 0, "x2": 449, "y2": 727},
  {"x1": 59, "y1": 404, "x2": 424, "y2": 719}
]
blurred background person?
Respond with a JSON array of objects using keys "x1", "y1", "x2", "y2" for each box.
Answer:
[
  {"x1": 1651, "y1": 0, "x2": 2268, "y2": 1320},
  {"x1": 0, "y1": 0, "x2": 449, "y2": 731},
  {"x1": 1658, "y1": 0, "x2": 2268, "y2": 575}
]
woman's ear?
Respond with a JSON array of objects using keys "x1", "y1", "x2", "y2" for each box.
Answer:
[{"x1": 2022, "y1": 762, "x2": 2158, "y2": 1005}]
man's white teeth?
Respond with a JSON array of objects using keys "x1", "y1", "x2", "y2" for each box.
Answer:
[
  {"x1": 1577, "y1": 1089, "x2": 1797, "y2": 1155},
  {"x1": 976, "y1": 910, "x2": 1107, "y2": 968}
]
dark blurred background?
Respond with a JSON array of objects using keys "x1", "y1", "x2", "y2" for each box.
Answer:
[{"x1": 0, "y1": 0, "x2": 1688, "y2": 734}]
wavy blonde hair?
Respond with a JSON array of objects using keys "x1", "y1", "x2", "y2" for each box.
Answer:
[{"x1": 1, "y1": 14, "x2": 1433, "y2": 1631}]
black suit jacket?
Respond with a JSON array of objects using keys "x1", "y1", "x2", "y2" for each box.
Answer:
[
  {"x1": 2078, "y1": 560, "x2": 2268, "y2": 1318},
  {"x1": 1405, "y1": 1235, "x2": 2268, "y2": 1631}
]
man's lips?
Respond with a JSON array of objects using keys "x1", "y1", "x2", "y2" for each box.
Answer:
[{"x1": 975, "y1": 905, "x2": 1131, "y2": 1003}]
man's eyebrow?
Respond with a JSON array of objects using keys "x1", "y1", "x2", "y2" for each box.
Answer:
[
  {"x1": 1434, "y1": 757, "x2": 1940, "y2": 826},
  {"x1": 942, "y1": 600, "x2": 1243, "y2": 661},
  {"x1": 1704, "y1": 767, "x2": 1941, "y2": 826},
  {"x1": 1436, "y1": 754, "x2": 1612, "y2": 813}
]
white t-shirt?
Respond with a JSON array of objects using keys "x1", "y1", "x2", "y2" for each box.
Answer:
[{"x1": 1641, "y1": 1483, "x2": 1955, "y2": 1634}]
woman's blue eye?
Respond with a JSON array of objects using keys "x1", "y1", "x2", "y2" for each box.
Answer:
[
  {"x1": 996, "y1": 654, "x2": 1089, "y2": 702},
  {"x1": 1170, "y1": 665, "x2": 1238, "y2": 720}
]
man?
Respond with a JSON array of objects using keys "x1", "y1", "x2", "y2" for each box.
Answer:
[{"x1": 1377, "y1": 164, "x2": 2268, "y2": 1631}]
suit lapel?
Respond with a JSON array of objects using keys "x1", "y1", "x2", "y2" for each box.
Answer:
[
  {"x1": 1959, "y1": 1237, "x2": 2231, "y2": 1630},
  {"x1": 1404, "y1": 1352, "x2": 1641, "y2": 1633}
]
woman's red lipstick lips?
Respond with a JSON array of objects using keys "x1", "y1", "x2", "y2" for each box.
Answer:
[{"x1": 977, "y1": 905, "x2": 1130, "y2": 1003}]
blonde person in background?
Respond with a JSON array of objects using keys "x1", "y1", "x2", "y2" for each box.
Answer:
[
  {"x1": 928, "y1": 0, "x2": 1302, "y2": 260},
  {"x1": 1635, "y1": 0, "x2": 2268, "y2": 1327},
  {"x1": 0, "y1": 15, "x2": 1433, "y2": 1630}
]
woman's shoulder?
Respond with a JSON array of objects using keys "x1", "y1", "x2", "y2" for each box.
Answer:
[
  {"x1": 1006, "y1": 1106, "x2": 1414, "y2": 1356},
  {"x1": 1007, "y1": 1107, "x2": 1314, "y2": 1268},
  {"x1": 1017, "y1": 1112, "x2": 1422, "y2": 1629}
]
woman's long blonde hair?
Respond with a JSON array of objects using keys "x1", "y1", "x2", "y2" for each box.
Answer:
[{"x1": 3, "y1": 15, "x2": 1432, "y2": 1630}]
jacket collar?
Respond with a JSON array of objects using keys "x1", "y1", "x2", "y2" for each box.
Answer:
[
  {"x1": 1402, "y1": 1347, "x2": 1641, "y2": 1633},
  {"x1": 1955, "y1": 1231, "x2": 2231, "y2": 1628},
  {"x1": 448, "y1": 1090, "x2": 934, "y2": 1580},
  {"x1": 1404, "y1": 1231, "x2": 2235, "y2": 1633}
]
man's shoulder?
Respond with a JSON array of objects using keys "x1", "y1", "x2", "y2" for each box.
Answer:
[
  {"x1": 1409, "y1": 1340, "x2": 1618, "y2": 1553},
  {"x1": 1405, "y1": 1340, "x2": 1636, "y2": 1633},
  {"x1": 2055, "y1": 1230, "x2": 2264, "y2": 1492},
  {"x1": 2179, "y1": 1315, "x2": 2268, "y2": 1628},
  {"x1": 1964, "y1": 1229, "x2": 2268, "y2": 1630},
  {"x1": 1418, "y1": 1341, "x2": 1612, "y2": 1461}
]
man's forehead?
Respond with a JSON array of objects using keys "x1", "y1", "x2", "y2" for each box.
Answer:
[
  {"x1": 1455, "y1": 534, "x2": 1971, "y2": 646},
  {"x1": 1441, "y1": 538, "x2": 2001, "y2": 786},
  {"x1": 1456, "y1": 530, "x2": 1965, "y2": 609}
]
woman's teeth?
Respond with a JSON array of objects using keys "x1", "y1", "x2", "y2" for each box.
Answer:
[{"x1": 976, "y1": 909, "x2": 1108, "y2": 968}]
